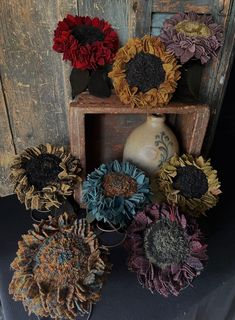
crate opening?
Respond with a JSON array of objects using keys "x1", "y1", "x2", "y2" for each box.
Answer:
[{"x1": 84, "y1": 113, "x2": 182, "y2": 174}]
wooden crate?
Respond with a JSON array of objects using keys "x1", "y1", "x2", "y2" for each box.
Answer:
[{"x1": 69, "y1": 92, "x2": 210, "y2": 202}]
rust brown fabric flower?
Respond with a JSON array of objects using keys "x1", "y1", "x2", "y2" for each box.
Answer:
[
  {"x1": 9, "y1": 213, "x2": 111, "y2": 320},
  {"x1": 10, "y1": 144, "x2": 82, "y2": 211},
  {"x1": 108, "y1": 35, "x2": 181, "y2": 108}
]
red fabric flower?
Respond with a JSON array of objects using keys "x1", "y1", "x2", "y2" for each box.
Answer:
[{"x1": 53, "y1": 15, "x2": 119, "y2": 70}]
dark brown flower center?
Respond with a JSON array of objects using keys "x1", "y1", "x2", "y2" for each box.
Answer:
[
  {"x1": 71, "y1": 24, "x2": 105, "y2": 44},
  {"x1": 144, "y1": 220, "x2": 189, "y2": 269},
  {"x1": 102, "y1": 172, "x2": 137, "y2": 197},
  {"x1": 34, "y1": 233, "x2": 90, "y2": 288},
  {"x1": 173, "y1": 165, "x2": 208, "y2": 198},
  {"x1": 175, "y1": 20, "x2": 211, "y2": 38},
  {"x1": 125, "y1": 52, "x2": 166, "y2": 93},
  {"x1": 23, "y1": 153, "x2": 62, "y2": 190}
]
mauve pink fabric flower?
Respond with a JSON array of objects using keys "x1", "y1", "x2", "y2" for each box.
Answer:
[
  {"x1": 160, "y1": 12, "x2": 223, "y2": 64},
  {"x1": 124, "y1": 203, "x2": 208, "y2": 297}
]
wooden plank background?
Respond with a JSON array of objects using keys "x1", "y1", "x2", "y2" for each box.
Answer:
[
  {"x1": 152, "y1": 0, "x2": 213, "y2": 13},
  {"x1": 0, "y1": 78, "x2": 16, "y2": 195},
  {"x1": 0, "y1": 0, "x2": 78, "y2": 196},
  {"x1": 0, "y1": 0, "x2": 234, "y2": 196},
  {"x1": 79, "y1": 0, "x2": 130, "y2": 45}
]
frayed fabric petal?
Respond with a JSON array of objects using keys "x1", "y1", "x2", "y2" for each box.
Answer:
[
  {"x1": 9, "y1": 213, "x2": 111, "y2": 320},
  {"x1": 158, "y1": 154, "x2": 222, "y2": 217},
  {"x1": 125, "y1": 203, "x2": 208, "y2": 297},
  {"x1": 82, "y1": 160, "x2": 151, "y2": 228},
  {"x1": 160, "y1": 12, "x2": 223, "y2": 64},
  {"x1": 108, "y1": 35, "x2": 181, "y2": 108},
  {"x1": 10, "y1": 143, "x2": 82, "y2": 211},
  {"x1": 53, "y1": 15, "x2": 119, "y2": 70}
]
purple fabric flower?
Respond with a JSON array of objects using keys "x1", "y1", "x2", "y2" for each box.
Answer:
[
  {"x1": 160, "y1": 12, "x2": 223, "y2": 64},
  {"x1": 124, "y1": 203, "x2": 208, "y2": 297}
]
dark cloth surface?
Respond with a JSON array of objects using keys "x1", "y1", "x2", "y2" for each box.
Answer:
[{"x1": 0, "y1": 186, "x2": 235, "y2": 320}]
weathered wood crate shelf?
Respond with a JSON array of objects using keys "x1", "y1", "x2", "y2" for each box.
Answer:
[{"x1": 69, "y1": 92, "x2": 210, "y2": 180}]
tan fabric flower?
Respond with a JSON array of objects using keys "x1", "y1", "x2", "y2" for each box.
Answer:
[
  {"x1": 108, "y1": 36, "x2": 180, "y2": 108},
  {"x1": 10, "y1": 144, "x2": 82, "y2": 211},
  {"x1": 158, "y1": 154, "x2": 222, "y2": 217},
  {"x1": 9, "y1": 213, "x2": 111, "y2": 320}
]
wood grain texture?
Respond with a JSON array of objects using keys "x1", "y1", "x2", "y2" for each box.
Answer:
[
  {"x1": 70, "y1": 92, "x2": 209, "y2": 114},
  {"x1": 200, "y1": 0, "x2": 235, "y2": 152},
  {"x1": 0, "y1": 0, "x2": 78, "y2": 152},
  {"x1": 152, "y1": 0, "x2": 212, "y2": 13},
  {"x1": 151, "y1": 13, "x2": 173, "y2": 36},
  {"x1": 79, "y1": 0, "x2": 130, "y2": 45},
  {"x1": 128, "y1": 0, "x2": 153, "y2": 37},
  {"x1": 0, "y1": 77, "x2": 16, "y2": 196}
]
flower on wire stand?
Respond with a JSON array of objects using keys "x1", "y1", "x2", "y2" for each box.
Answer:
[
  {"x1": 82, "y1": 160, "x2": 151, "y2": 228},
  {"x1": 108, "y1": 35, "x2": 181, "y2": 108},
  {"x1": 10, "y1": 143, "x2": 82, "y2": 211},
  {"x1": 125, "y1": 203, "x2": 208, "y2": 297},
  {"x1": 158, "y1": 154, "x2": 222, "y2": 217},
  {"x1": 9, "y1": 212, "x2": 111, "y2": 320},
  {"x1": 160, "y1": 12, "x2": 223, "y2": 64},
  {"x1": 53, "y1": 15, "x2": 119, "y2": 98}
]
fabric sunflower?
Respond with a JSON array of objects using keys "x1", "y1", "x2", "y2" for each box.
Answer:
[
  {"x1": 10, "y1": 143, "x2": 82, "y2": 211},
  {"x1": 158, "y1": 154, "x2": 222, "y2": 217},
  {"x1": 108, "y1": 35, "x2": 181, "y2": 108},
  {"x1": 125, "y1": 203, "x2": 208, "y2": 297},
  {"x1": 53, "y1": 15, "x2": 119, "y2": 70},
  {"x1": 83, "y1": 160, "x2": 151, "y2": 228},
  {"x1": 160, "y1": 12, "x2": 223, "y2": 64},
  {"x1": 9, "y1": 212, "x2": 111, "y2": 320}
]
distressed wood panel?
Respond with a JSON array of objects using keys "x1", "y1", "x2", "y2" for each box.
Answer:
[
  {"x1": 0, "y1": 1, "x2": 78, "y2": 154},
  {"x1": 152, "y1": 0, "x2": 213, "y2": 13},
  {"x1": 128, "y1": 0, "x2": 153, "y2": 37},
  {"x1": 79, "y1": 0, "x2": 130, "y2": 45},
  {"x1": 200, "y1": 0, "x2": 235, "y2": 152},
  {"x1": 0, "y1": 77, "x2": 16, "y2": 196},
  {"x1": 151, "y1": 13, "x2": 172, "y2": 36}
]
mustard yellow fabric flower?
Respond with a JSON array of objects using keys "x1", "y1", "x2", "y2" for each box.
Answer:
[
  {"x1": 108, "y1": 35, "x2": 180, "y2": 108},
  {"x1": 158, "y1": 154, "x2": 221, "y2": 217}
]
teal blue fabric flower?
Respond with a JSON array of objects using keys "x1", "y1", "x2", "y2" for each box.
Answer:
[{"x1": 83, "y1": 160, "x2": 150, "y2": 227}]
